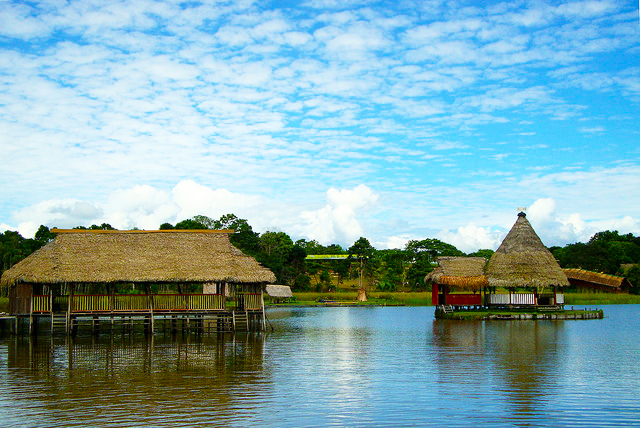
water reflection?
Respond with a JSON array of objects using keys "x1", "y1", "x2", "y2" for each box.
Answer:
[
  {"x1": 4, "y1": 333, "x2": 271, "y2": 427},
  {"x1": 432, "y1": 319, "x2": 565, "y2": 423}
]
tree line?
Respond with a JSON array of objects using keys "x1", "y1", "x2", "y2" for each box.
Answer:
[{"x1": 1, "y1": 215, "x2": 639, "y2": 294}]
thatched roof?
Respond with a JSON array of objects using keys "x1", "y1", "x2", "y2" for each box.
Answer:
[
  {"x1": 0, "y1": 229, "x2": 276, "y2": 287},
  {"x1": 265, "y1": 284, "x2": 293, "y2": 298},
  {"x1": 425, "y1": 257, "x2": 488, "y2": 290},
  {"x1": 484, "y1": 212, "x2": 569, "y2": 288},
  {"x1": 564, "y1": 268, "x2": 631, "y2": 290}
]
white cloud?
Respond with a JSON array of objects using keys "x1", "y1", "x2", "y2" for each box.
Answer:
[
  {"x1": 436, "y1": 223, "x2": 504, "y2": 253},
  {"x1": 300, "y1": 185, "x2": 379, "y2": 245}
]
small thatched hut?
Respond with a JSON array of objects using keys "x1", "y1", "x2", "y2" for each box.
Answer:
[
  {"x1": 1, "y1": 229, "x2": 275, "y2": 325},
  {"x1": 484, "y1": 212, "x2": 568, "y2": 307},
  {"x1": 564, "y1": 268, "x2": 632, "y2": 293},
  {"x1": 265, "y1": 284, "x2": 293, "y2": 303},
  {"x1": 426, "y1": 257, "x2": 487, "y2": 306}
]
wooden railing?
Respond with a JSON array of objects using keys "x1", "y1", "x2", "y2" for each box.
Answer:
[
  {"x1": 238, "y1": 293, "x2": 262, "y2": 310},
  {"x1": 485, "y1": 293, "x2": 564, "y2": 306},
  {"x1": 113, "y1": 295, "x2": 148, "y2": 311},
  {"x1": 32, "y1": 295, "x2": 51, "y2": 313},
  {"x1": 486, "y1": 293, "x2": 535, "y2": 306},
  {"x1": 32, "y1": 294, "x2": 226, "y2": 313}
]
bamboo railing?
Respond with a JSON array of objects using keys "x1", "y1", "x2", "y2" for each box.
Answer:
[
  {"x1": 32, "y1": 295, "x2": 51, "y2": 313},
  {"x1": 34, "y1": 294, "x2": 227, "y2": 313},
  {"x1": 238, "y1": 293, "x2": 262, "y2": 310}
]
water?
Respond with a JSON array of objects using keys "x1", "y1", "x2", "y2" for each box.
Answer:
[{"x1": 1, "y1": 305, "x2": 639, "y2": 427}]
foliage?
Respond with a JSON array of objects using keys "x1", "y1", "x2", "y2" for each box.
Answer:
[
  {"x1": 404, "y1": 238, "x2": 464, "y2": 290},
  {"x1": 553, "y1": 230, "x2": 640, "y2": 276},
  {"x1": 348, "y1": 237, "x2": 376, "y2": 290},
  {"x1": 626, "y1": 265, "x2": 640, "y2": 295},
  {"x1": 0, "y1": 229, "x2": 47, "y2": 280},
  {"x1": 467, "y1": 249, "x2": 494, "y2": 260}
]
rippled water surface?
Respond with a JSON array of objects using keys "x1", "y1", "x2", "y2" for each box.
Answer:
[{"x1": 1, "y1": 305, "x2": 639, "y2": 427}]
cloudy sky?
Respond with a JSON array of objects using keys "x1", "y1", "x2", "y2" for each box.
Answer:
[{"x1": 1, "y1": 0, "x2": 639, "y2": 252}]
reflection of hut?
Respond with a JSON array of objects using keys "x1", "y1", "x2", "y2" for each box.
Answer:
[
  {"x1": 484, "y1": 212, "x2": 569, "y2": 308},
  {"x1": 564, "y1": 269, "x2": 632, "y2": 293},
  {"x1": 426, "y1": 257, "x2": 487, "y2": 307},
  {"x1": 1, "y1": 229, "x2": 276, "y2": 334},
  {"x1": 265, "y1": 285, "x2": 293, "y2": 303}
]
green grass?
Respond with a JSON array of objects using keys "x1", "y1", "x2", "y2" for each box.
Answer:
[
  {"x1": 0, "y1": 297, "x2": 8, "y2": 313},
  {"x1": 563, "y1": 292, "x2": 640, "y2": 305},
  {"x1": 279, "y1": 291, "x2": 432, "y2": 306},
  {"x1": 282, "y1": 291, "x2": 640, "y2": 307}
]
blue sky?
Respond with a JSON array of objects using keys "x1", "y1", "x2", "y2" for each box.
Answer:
[{"x1": 0, "y1": 0, "x2": 638, "y2": 252}]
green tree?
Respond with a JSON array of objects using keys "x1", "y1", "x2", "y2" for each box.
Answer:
[
  {"x1": 175, "y1": 219, "x2": 208, "y2": 229},
  {"x1": 405, "y1": 238, "x2": 464, "y2": 290},
  {"x1": 376, "y1": 249, "x2": 411, "y2": 291},
  {"x1": 348, "y1": 237, "x2": 375, "y2": 301},
  {"x1": 625, "y1": 265, "x2": 640, "y2": 295},
  {"x1": 467, "y1": 249, "x2": 494, "y2": 260},
  {"x1": 35, "y1": 225, "x2": 55, "y2": 244}
]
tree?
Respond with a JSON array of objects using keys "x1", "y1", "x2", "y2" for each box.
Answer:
[
  {"x1": 348, "y1": 237, "x2": 375, "y2": 301},
  {"x1": 405, "y1": 238, "x2": 464, "y2": 290},
  {"x1": 35, "y1": 225, "x2": 55, "y2": 244},
  {"x1": 467, "y1": 249, "x2": 494, "y2": 260},
  {"x1": 175, "y1": 219, "x2": 207, "y2": 229},
  {"x1": 376, "y1": 249, "x2": 411, "y2": 291}
]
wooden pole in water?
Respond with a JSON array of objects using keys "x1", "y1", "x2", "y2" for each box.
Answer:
[
  {"x1": 28, "y1": 292, "x2": 34, "y2": 336},
  {"x1": 261, "y1": 285, "x2": 266, "y2": 331}
]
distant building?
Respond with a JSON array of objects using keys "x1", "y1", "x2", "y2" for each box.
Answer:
[{"x1": 564, "y1": 268, "x2": 632, "y2": 293}]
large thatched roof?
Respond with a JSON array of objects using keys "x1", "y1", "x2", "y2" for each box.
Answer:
[
  {"x1": 0, "y1": 229, "x2": 276, "y2": 286},
  {"x1": 425, "y1": 257, "x2": 488, "y2": 291},
  {"x1": 484, "y1": 212, "x2": 569, "y2": 288}
]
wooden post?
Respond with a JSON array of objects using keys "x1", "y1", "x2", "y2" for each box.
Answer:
[
  {"x1": 432, "y1": 283, "x2": 439, "y2": 306},
  {"x1": 50, "y1": 289, "x2": 54, "y2": 335},
  {"x1": 66, "y1": 283, "x2": 73, "y2": 335},
  {"x1": 28, "y1": 295, "x2": 34, "y2": 336},
  {"x1": 145, "y1": 284, "x2": 154, "y2": 335},
  {"x1": 261, "y1": 285, "x2": 266, "y2": 331}
]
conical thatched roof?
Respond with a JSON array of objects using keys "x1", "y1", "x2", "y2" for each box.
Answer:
[
  {"x1": 0, "y1": 229, "x2": 276, "y2": 287},
  {"x1": 484, "y1": 212, "x2": 569, "y2": 288},
  {"x1": 425, "y1": 257, "x2": 488, "y2": 291}
]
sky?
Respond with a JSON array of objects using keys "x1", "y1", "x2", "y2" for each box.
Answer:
[{"x1": 1, "y1": 0, "x2": 639, "y2": 253}]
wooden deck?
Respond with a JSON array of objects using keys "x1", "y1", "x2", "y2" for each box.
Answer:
[{"x1": 18, "y1": 292, "x2": 266, "y2": 335}]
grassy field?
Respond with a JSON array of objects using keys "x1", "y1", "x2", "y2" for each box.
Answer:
[
  {"x1": 282, "y1": 291, "x2": 432, "y2": 306},
  {"x1": 283, "y1": 291, "x2": 640, "y2": 307},
  {"x1": 563, "y1": 292, "x2": 640, "y2": 305}
]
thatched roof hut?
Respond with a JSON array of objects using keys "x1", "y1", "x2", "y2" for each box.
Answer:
[
  {"x1": 564, "y1": 268, "x2": 632, "y2": 293},
  {"x1": 425, "y1": 257, "x2": 488, "y2": 291},
  {"x1": 484, "y1": 212, "x2": 569, "y2": 288},
  {"x1": 0, "y1": 229, "x2": 276, "y2": 287},
  {"x1": 265, "y1": 285, "x2": 293, "y2": 298}
]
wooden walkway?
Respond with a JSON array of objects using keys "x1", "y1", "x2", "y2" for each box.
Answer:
[{"x1": 15, "y1": 292, "x2": 266, "y2": 336}]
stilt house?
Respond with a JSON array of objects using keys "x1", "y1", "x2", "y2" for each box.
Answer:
[
  {"x1": 0, "y1": 229, "x2": 276, "y2": 334},
  {"x1": 426, "y1": 257, "x2": 487, "y2": 308},
  {"x1": 563, "y1": 268, "x2": 632, "y2": 293}
]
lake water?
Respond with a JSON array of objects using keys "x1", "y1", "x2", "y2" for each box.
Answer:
[{"x1": 1, "y1": 305, "x2": 639, "y2": 427}]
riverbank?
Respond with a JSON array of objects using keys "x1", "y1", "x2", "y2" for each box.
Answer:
[{"x1": 270, "y1": 291, "x2": 640, "y2": 307}]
